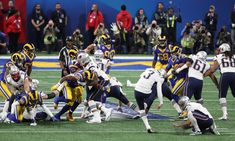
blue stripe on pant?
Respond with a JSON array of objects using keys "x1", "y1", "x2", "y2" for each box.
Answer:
[
  {"x1": 219, "y1": 72, "x2": 235, "y2": 98},
  {"x1": 185, "y1": 77, "x2": 203, "y2": 100}
]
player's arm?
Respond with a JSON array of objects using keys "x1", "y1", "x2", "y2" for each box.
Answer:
[
  {"x1": 24, "y1": 76, "x2": 31, "y2": 94},
  {"x1": 41, "y1": 104, "x2": 54, "y2": 118},
  {"x1": 84, "y1": 43, "x2": 95, "y2": 53},
  {"x1": 59, "y1": 74, "x2": 77, "y2": 84},
  {"x1": 175, "y1": 59, "x2": 193, "y2": 74},
  {"x1": 204, "y1": 60, "x2": 219, "y2": 77},
  {"x1": 26, "y1": 63, "x2": 33, "y2": 76},
  {"x1": 209, "y1": 73, "x2": 219, "y2": 89}
]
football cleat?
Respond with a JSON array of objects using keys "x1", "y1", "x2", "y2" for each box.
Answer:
[
  {"x1": 53, "y1": 103, "x2": 58, "y2": 109},
  {"x1": 218, "y1": 115, "x2": 228, "y2": 120},
  {"x1": 147, "y1": 128, "x2": 156, "y2": 133},
  {"x1": 105, "y1": 108, "x2": 113, "y2": 121},
  {"x1": 30, "y1": 122, "x2": 37, "y2": 126},
  {"x1": 66, "y1": 113, "x2": 75, "y2": 122},
  {"x1": 86, "y1": 118, "x2": 102, "y2": 124},
  {"x1": 190, "y1": 131, "x2": 202, "y2": 136}
]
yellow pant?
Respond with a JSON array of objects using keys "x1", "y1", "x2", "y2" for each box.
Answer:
[
  {"x1": 155, "y1": 62, "x2": 168, "y2": 70},
  {"x1": 63, "y1": 82, "x2": 84, "y2": 106},
  {"x1": 171, "y1": 78, "x2": 186, "y2": 96},
  {"x1": 0, "y1": 81, "x2": 12, "y2": 100}
]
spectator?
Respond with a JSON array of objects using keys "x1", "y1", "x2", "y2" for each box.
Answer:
[
  {"x1": 116, "y1": 4, "x2": 132, "y2": 54},
  {"x1": 216, "y1": 26, "x2": 231, "y2": 47},
  {"x1": 230, "y1": 4, "x2": 235, "y2": 48},
  {"x1": 204, "y1": 5, "x2": 218, "y2": 53},
  {"x1": 5, "y1": 10, "x2": 21, "y2": 53},
  {"x1": 85, "y1": 4, "x2": 104, "y2": 46},
  {"x1": 181, "y1": 30, "x2": 195, "y2": 55},
  {"x1": 0, "y1": 0, "x2": 17, "y2": 19},
  {"x1": 191, "y1": 20, "x2": 202, "y2": 53},
  {"x1": 146, "y1": 20, "x2": 162, "y2": 54},
  {"x1": 0, "y1": 30, "x2": 7, "y2": 54},
  {"x1": 134, "y1": 8, "x2": 148, "y2": 48},
  {"x1": 94, "y1": 22, "x2": 109, "y2": 44},
  {"x1": 51, "y1": 3, "x2": 67, "y2": 50},
  {"x1": 72, "y1": 28, "x2": 84, "y2": 50},
  {"x1": 31, "y1": 4, "x2": 46, "y2": 51},
  {"x1": 196, "y1": 26, "x2": 211, "y2": 53},
  {"x1": 165, "y1": 7, "x2": 182, "y2": 44},
  {"x1": 180, "y1": 22, "x2": 193, "y2": 36},
  {"x1": 154, "y1": 2, "x2": 166, "y2": 35},
  {"x1": 43, "y1": 20, "x2": 57, "y2": 54},
  {"x1": 131, "y1": 24, "x2": 146, "y2": 54}
]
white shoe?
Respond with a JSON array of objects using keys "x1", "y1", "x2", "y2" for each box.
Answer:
[
  {"x1": 218, "y1": 115, "x2": 228, "y2": 120},
  {"x1": 126, "y1": 80, "x2": 132, "y2": 87},
  {"x1": 0, "y1": 112, "x2": 8, "y2": 121},
  {"x1": 190, "y1": 131, "x2": 202, "y2": 136},
  {"x1": 4, "y1": 118, "x2": 14, "y2": 124},
  {"x1": 105, "y1": 108, "x2": 113, "y2": 121},
  {"x1": 86, "y1": 118, "x2": 102, "y2": 124},
  {"x1": 30, "y1": 122, "x2": 37, "y2": 126}
]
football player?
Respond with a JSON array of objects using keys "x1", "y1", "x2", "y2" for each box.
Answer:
[
  {"x1": 174, "y1": 96, "x2": 220, "y2": 135},
  {"x1": 0, "y1": 65, "x2": 31, "y2": 121},
  {"x1": 20, "y1": 43, "x2": 36, "y2": 76},
  {"x1": 204, "y1": 43, "x2": 235, "y2": 120},
  {"x1": 174, "y1": 51, "x2": 219, "y2": 103},
  {"x1": 93, "y1": 49, "x2": 113, "y2": 74},
  {"x1": 152, "y1": 35, "x2": 171, "y2": 70}
]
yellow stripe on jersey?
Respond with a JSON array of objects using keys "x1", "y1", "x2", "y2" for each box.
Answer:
[
  {"x1": 172, "y1": 78, "x2": 186, "y2": 96},
  {"x1": 0, "y1": 81, "x2": 12, "y2": 99}
]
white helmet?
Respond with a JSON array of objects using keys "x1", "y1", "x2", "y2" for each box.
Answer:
[
  {"x1": 196, "y1": 51, "x2": 207, "y2": 61},
  {"x1": 178, "y1": 96, "x2": 190, "y2": 110},
  {"x1": 94, "y1": 50, "x2": 104, "y2": 61},
  {"x1": 219, "y1": 43, "x2": 231, "y2": 53},
  {"x1": 77, "y1": 52, "x2": 90, "y2": 66},
  {"x1": 30, "y1": 79, "x2": 39, "y2": 90},
  {"x1": 9, "y1": 65, "x2": 20, "y2": 81}
]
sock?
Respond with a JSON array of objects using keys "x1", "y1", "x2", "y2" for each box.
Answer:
[
  {"x1": 219, "y1": 98, "x2": 228, "y2": 116},
  {"x1": 69, "y1": 101, "x2": 79, "y2": 114},
  {"x1": 55, "y1": 105, "x2": 71, "y2": 118},
  {"x1": 141, "y1": 115, "x2": 151, "y2": 130},
  {"x1": 188, "y1": 111, "x2": 200, "y2": 132}
]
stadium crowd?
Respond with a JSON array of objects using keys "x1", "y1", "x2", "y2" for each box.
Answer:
[{"x1": 0, "y1": 1, "x2": 234, "y2": 55}]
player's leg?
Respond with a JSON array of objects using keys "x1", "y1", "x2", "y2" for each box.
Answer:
[
  {"x1": 0, "y1": 81, "x2": 12, "y2": 119},
  {"x1": 172, "y1": 78, "x2": 186, "y2": 96},
  {"x1": 218, "y1": 74, "x2": 229, "y2": 120},
  {"x1": 53, "y1": 95, "x2": 66, "y2": 109},
  {"x1": 194, "y1": 79, "x2": 203, "y2": 104},
  {"x1": 134, "y1": 90, "x2": 153, "y2": 133},
  {"x1": 54, "y1": 82, "x2": 73, "y2": 120}
]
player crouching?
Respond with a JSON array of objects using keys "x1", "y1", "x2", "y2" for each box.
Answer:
[{"x1": 174, "y1": 96, "x2": 220, "y2": 135}]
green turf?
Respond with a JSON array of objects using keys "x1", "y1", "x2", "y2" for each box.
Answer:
[{"x1": 0, "y1": 70, "x2": 235, "y2": 141}]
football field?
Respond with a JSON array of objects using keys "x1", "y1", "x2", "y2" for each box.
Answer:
[{"x1": 0, "y1": 70, "x2": 235, "y2": 141}]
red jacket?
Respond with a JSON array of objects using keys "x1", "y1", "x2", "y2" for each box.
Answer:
[
  {"x1": 86, "y1": 11, "x2": 104, "y2": 30},
  {"x1": 5, "y1": 14, "x2": 22, "y2": 33},
  {"x1": 116, "y1": 10, "x2": 132, "y2": 31}
]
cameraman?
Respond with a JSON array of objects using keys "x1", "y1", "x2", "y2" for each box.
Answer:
[
  {"x1": 146, "y1": 20, "x2": 161, "y2": 54},
  {"x1": 216, "y1": 26, "x2": 231, "y2": 47},
  {"x1": 195, "y1": 26, "x2": 211, "y2": 53},
  {"x1": 131, "y1": 24, "x2": 146, "y2": 54},
  {"x1": 72, "y1": 28, "x2": 84, "y2": 50},
  {"x1": 43, "y1": 20, "x2": 58, "y2": 54},
  {"x1": 94, "y1": 22, "x2": 109, "y2": 44}
]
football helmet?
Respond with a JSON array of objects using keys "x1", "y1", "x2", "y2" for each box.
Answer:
[
  {"x1": 9, "y1": 65, "x2": 20, "y2": 81},
  {"x1": 99, "y1": 34, "x2": 111, "y2": 46},
  {"x1": 170, "y1": 45, "x2": 182, "y2": 56},
  {"x1": 23, "y1": 43, "x2": 35, "y2": 54},
  {"x1": 157, "y1": 35, "x2": 167, "y2": 49},
  {"x1": 11, "y1": 52, "x2": 25, "y2": 67},
  {"x1": 30, "y1": 79, "x2": 39, "y2": 90},
  {"x1": 178, "y1": 96, "x2": 190, "y2": 110},
  {"x1": 196, "y1": 51, "x2": 207, "y2": 61},
  {"x1": 77, "y1": 52, "x2": 90, "y2": 66},
  {"x1": 68, "y1": 49, "x2": 78, "y2": 60},
  {"x1": 219, "y1": 43, "x2": 230, "y2": 53}
]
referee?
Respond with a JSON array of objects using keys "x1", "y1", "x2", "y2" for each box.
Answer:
[{"x1": 59, "y1": 36, "x2": 77, "y2": 77}]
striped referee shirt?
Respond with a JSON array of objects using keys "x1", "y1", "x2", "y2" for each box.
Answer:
[{"x1": 59, "y1": 46, "x2": 77, "y2": 69}]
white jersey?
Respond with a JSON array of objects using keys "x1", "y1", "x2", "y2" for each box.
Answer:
[
  {"x1": 96, "y1": 59, "x2": 113, "y2": 74},
  {"x1": 84, "y1": 59, "x2": 110, "y2": 81},
  {"x1": 135, "y1": 68, "x2": 164, "y2": 94},
  {"x1": 186, "y1": 102, "x2": 213, "y2": 119},
  {"x1": 6, "y1": 71, "x2": 26, "y2": 92},
  {"x1": 188, "y1": 55, "x2": 211, "y2": 80},
  {"x1": 214, "y1": 54, "x2": 235, "y2": 73}
]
